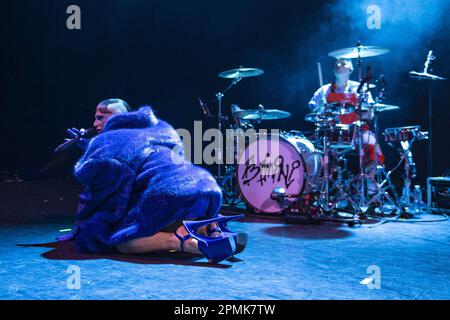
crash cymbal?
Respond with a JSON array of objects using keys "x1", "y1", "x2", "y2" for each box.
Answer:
[
  {"x1": 233, "y1": 108, "x2": 291, "y2": 120},
  {"x1": 364, "y1": 103, "x2": 400, "y2": 113},
  {"x1": 409, "y1": 71, "x2": 447, "y2": 81},
  {"x1": 328, "y1": 45, "x2": 390, "y2": 59},
  {"x1": 218, "y1": 67, "x2": 264, "y2": 79}
]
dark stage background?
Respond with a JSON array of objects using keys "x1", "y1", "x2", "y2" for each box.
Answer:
[{"x1": 1, "y1": 0, "x2": 449, "y2": 186}]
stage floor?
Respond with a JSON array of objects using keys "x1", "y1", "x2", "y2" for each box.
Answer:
[{"x1": 1, "y1": 179, "x2": 450, "y2": 300}]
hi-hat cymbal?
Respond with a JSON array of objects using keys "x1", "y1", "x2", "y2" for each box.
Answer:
[
  {"x1": 304, "y1": 112, "x2": 338, "y2": 123},
  {"x1": 364, "y1": 103, "x2": 400, "y2": 113},
  {"x1": 233, "y1": 108, "x2": 291, "y2": 120},
  {"x1": 218, "y1": 67, "x2": 264, "y2": 79},
  {"x1": 329, "y1": 45, "x2": 390, "y2": 59}
]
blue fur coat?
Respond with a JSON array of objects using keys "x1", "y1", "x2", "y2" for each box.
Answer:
[{"x1": 73, "y1": 107, "x2": 222, "y2": 253}]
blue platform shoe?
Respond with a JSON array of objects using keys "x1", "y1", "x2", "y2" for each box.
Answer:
[{"x1": 174, "y1": 214, "x2": 247, "y2": 264}]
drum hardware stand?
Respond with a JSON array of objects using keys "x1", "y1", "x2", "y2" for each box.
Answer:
[
  {"x1": 354, "y1": 41, "x2": 363, "y2": 81},
  {"x1": 372, "y1": 74, "x2": 387, "y2": 142},
  {"x1": 370, "y1": 165, "x2": 405, "y2": 216},
  {"x1": 372, "y1": 107, "x2": 382, "y2": 145},
  {"x1": 321, "y1": 134, "x2": 333, "y2": 212},
  {"x1": 283, "y1": 192, "x2": 322, "y2": 225},
  {"x1": 198, "y1": 96, "x2": 241, "y2": 205},
  {"x1": 353, "y1": 110, "x2": 369, "y2": 211},
  {"x1": 215, "y1": 76, "x2": 243, "y2": 184},
  {"x1": 383, "y1": 128, "x2": 428, "y2": 216},
  {"x1": 393, "y1": 139, "x2": 420, "y2": 213},
  {"x1": 350, "y1": 67, "x2": 378, "y2": 213},
  {"x1": 319, "y1": 133, "x2": 362, "y2": 215},
  {"x1": 220, "y1": 123, "x2": 245, "y2": 207},
  {"x1": 400, "y1": 142, "x2": 415, "y2": 209},
  {"x1": 272, "y1": 189, "x2": 361, "y2": 226},
  {"x1": 335, "y1": 156, "x2": 346, "y2": 185},
  {"x1": 219, "y1": 164, "x2": 244, "y2": 207}
]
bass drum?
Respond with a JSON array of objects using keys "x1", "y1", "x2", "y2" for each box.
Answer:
[{"x1": 236, "y1": 133, "x2": 322, "y2": 214}]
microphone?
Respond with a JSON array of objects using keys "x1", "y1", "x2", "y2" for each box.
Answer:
[
  {"x1": 198, "y1": 97, "x2": 211, "y2": 118},
  {"x1": 54, "y1": 127, "x2": 96, "y2": 153}
]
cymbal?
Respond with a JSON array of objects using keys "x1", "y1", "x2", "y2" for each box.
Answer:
[
  {"x1": 329, "y1": 45, "x2": 390, "y2": 59},
  {"x1": 218, "y1": 67, "x2": 264, "y2": 79},
  {"x1": 409, "y1": 71, "x2": 447, "y2": 81},
  {"x1": 233, "y1": 108, "x2": 291, "y2": 120},
  {"x1": 356, "y1": 82, "x2": 376, "y2": 89},
  {"x1": 304, "y1": 112, "x2": 338, "y2": 123},
  {"x1": 364, "y1": 103, "x2": 400, "y2": 113}
]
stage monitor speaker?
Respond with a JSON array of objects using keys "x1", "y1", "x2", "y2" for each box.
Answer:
[{"x1": 427, "y1": 177, "x2": 450, "y2": 213}]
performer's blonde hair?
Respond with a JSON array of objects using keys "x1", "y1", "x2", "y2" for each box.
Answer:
[{"x1": 96, "y1": 98, "x2": 130, "y2": 114}]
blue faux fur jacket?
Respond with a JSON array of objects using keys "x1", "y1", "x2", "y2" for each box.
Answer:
[{"x1": 73, "y1": 107, "x2": 222, "y2": 253}]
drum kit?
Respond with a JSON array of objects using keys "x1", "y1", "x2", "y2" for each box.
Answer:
[{"x1": 201, "y1": 43, "x2": 445, "y2": 225}]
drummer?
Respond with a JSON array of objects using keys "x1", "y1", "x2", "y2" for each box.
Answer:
[{"x1": 308, "y1": 58, "x2": 384, "y2": 188}]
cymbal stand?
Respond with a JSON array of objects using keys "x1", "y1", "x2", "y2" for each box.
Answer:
[
  {"x1": 220, "y1": 122, "x2": 245, "y2": 207},
  {"x1": 373, "y1": 74, "x2": 387, "y2": 142},
  {"x1": 409, "y1": 50, "x2": 447, "y2": 178},
  {"x1": 215, "y1": 76, "x2": 242, "y2": 183},
  {"x1": 372, "y1": 141, "x2": 416, "y2": 216},
  {"x1": 398, "y1": 139, "x2": 417, "y2": 209},
  {"x1": 351, "y1": 65, "x2": 374, "y2": 212},
  {"x1": 373, "y1": 164, "x2": 405, "y2": 215},
  {"x1": 356, "y1": 42, "x2": 363, "y2": 81}
]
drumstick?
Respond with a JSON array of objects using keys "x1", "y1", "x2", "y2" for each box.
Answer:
[
  {"x1": 317, "y1": 62, "x2": 324, "y2": 87},
  {"x1": 317, "y1": 62, "x2": 326, "y2": 108}
]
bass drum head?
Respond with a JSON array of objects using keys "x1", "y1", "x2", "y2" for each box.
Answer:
[{"x1": 236, "y1": 134, "x2": 306, "y2": 214}]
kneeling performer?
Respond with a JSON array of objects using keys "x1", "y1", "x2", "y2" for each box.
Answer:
[{"x1": 67, "y1": 106, "x2": 247, "y2": 264}]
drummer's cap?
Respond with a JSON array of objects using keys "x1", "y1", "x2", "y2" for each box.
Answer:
[
  {"x1": 334, "y1": 58, "x2": 354, "y2": 73},
  {"x1": 96, "y1": 98, "x2": 131, "y2": 114}
]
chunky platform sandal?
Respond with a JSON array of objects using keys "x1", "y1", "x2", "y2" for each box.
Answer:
[{"x1": 174, "y1": 214, "x2": 247, "y2": 264}]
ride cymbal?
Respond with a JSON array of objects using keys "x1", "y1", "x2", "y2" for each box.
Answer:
[
  {"x1": 218, "y1": 67, "x2": 264, "y2": 79},
  {"x1": 329, "y1": 45, "x2": 390, "y2": 59}
]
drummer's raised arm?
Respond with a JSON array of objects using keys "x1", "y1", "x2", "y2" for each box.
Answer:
[{"x1": 308, "y1": 86, "x2": 326, "y2": 112}]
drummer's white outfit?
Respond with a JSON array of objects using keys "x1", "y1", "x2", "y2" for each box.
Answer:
[{"x1": 308, "y1": 80, "x2": 385, "y2": 165}]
